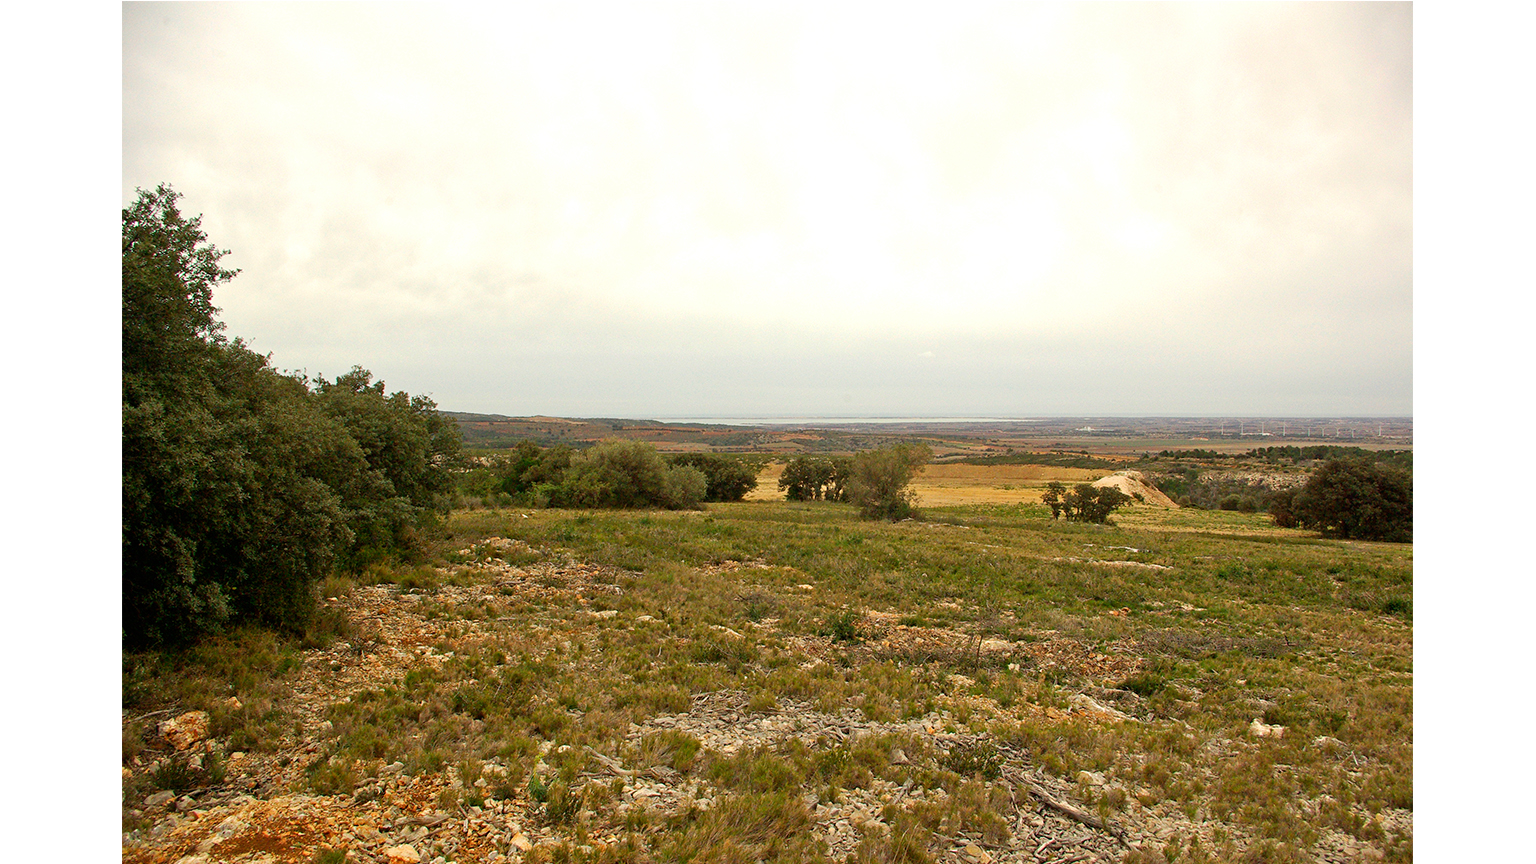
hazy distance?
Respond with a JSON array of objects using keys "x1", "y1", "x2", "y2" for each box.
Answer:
[{"x1": 123, "y1": 3, "x2": 1412, "y2": 419}]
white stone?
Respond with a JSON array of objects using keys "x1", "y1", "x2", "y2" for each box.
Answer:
[
  {"x1": 383, "y1": 844, "x2": 422, "y2": 864},
  {"x1": 1249, "y1": 719, "x2": 1286, "y2": 739}
]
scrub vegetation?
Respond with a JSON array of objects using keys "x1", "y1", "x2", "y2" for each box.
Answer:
[{"x1": 124, "y1": 493, "x2": 1411, "y2": 862}]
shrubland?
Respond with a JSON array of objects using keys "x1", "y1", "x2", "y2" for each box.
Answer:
[{"x1": 125, "y1": 491, "x2": 1412, "y2": 862}]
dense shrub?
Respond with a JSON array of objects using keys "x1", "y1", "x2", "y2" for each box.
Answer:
[
  {"x1": 1275, "y1": 458, "x2": 1412, "y2": 542},
  {"x1": 666, "y1": 453, "x2": 762, "y2": 502},
  {"x1": 122, "y1": 185, "x2": 460, "y2": 646},
  {"x1": 848, "y1": 443, "x2": 931, "y2": 521},
  {"x1": 1041, "y1": 482, "x2": 1131, "y2": 523},
  {"x1": 778, "y1": 456, "x2": 851, "y2": 501},
  {"x1": 550, "y1": 440, "x2": 705, "y2": 510}
]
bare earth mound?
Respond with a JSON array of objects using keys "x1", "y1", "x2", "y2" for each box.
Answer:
[{"x1": 1091, "y1": 471, "x2": 1178, "y2": 508}]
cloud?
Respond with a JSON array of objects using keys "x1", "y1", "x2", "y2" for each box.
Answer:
[{"x1": 124, "y1": 2, "x2": 1410, "y2": 417}]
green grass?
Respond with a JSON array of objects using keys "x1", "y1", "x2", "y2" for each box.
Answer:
[{"x1": 123, "y1": 496, "x2": 1411, "y2": 861}]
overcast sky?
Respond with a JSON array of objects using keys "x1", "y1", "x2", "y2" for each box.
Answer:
[{"x1": 123, "y1": 2, "x2": 1411, "y2": 419}]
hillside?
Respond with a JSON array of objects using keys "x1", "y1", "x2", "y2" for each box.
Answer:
[{"x1": 124, "y1": 497, "x2": 1411, "y2": 863}]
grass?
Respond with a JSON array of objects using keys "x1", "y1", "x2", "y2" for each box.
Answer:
[{"x1": 123, "y1": 493, "x2": 1411, "y2": 861}]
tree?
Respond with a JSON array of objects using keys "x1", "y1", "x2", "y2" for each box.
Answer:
[
  {"x1": 848, "y1": 443, "x2": 931, "y2": 521},
  {"x1": 122, "y1": 184, "x2": 237, "y2": 400},
  {"x1": 1041, "y1": 482, "x2": 1067, "y2": 519},
  {"x1": 667, "y1": 453, "x2": 762, "y2": 502},
  {"x1": 1280, "y1": 458, "x2": 1411, "y2": 542},
  {"x1": 1064, "y1": 484, "x2": 1131, "y2": 523},
  {"x1": 312, "y1": 367, "x2": 462, "y2": 566},
  {"x1": 778, "y1": 456, "x2": 850, "y2": 501},
  {"x1": 553, "y1": 440, "x2": 705, "y2": 509},
  {"x1": 122, "y1": 185, "x2": 463, "y2": 645},
  {"x1": 123, "y1": 184, "x2": 247, "y2": 644},
  {"x1": 1041, "y1": 481, "x2": 1130, "y2": 523}
]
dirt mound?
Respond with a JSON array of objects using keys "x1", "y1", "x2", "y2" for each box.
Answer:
[{"x1": 1092, "y1": 470, "x2": 1178, "y2": 507}]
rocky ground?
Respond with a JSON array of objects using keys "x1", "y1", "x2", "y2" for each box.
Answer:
[{"x1": 122, "y1": 540, "x2": 1407, "y2": 863}]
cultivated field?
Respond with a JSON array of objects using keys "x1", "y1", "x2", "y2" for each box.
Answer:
[{"x1": 123, "y1": 465, "x2": 1411, "y2": 864}]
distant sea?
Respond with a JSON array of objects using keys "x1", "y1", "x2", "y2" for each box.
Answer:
[{"x1": 656, "y1": 417, "x2": 1040, "y2": 426}]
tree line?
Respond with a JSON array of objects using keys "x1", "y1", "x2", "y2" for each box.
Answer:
[
  {"x1": 456, "y1": 442, "x2": 763, "y2": 509},
  {"x1": 1155, "y1": 445, "x2": 1411, "y2": 469}
]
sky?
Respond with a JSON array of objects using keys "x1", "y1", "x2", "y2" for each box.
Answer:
[{"x1": 123, "y1": 2, "x2": 1412, "y2": 418}]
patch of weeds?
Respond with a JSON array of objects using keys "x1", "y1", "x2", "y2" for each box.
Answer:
[
  {"x1": 638, "y1": 730, "x2": 703, "y2": 774},
  {"x1": 150, "y1": 753, "x2": 207, "y2": 794},
  {"x1": 849, "y1": 809, "x2": 936, "y2": 863},
  {"x1": 824, "y1": 609, "x2": 863, "y2": 642},
  {"x1": 307, "y1": 756, "x2": 358, "y2": 796},
  {"x1": 310, "y1": 850, "x2": 348, "y2": 864},
  {"x1": 739, "y1": 590, "x2": 780, "y2": 622},
  {"x1": 939, "y1": 740, "x2": 1002, "y2": 781},
  {"x1": 1119, "y1": 671, "x2": 1169, "y2": 697},
  {"x1": 123, "y1": 720, "x2": 149, "y2": 766},
  {"x1": 301, "y1": 604, "x2": 355, "y2": 650},
  {"x1": 1138, "y1": 629, "x2": 1296, "y2": 660},
  {"x1": 317, "y1": 574, "x2": 355, "y2": 600},
  {"x1": 688, "y1": 633, "x2": 756, "y2": 670},
  {"x1": 396, "y1": 565, "x2": 442, "y2": 593},
  {"x1": 1343, "y1": 591, "x2": 1412, "y2": 621}
]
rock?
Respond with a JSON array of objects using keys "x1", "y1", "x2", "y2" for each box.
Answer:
[
  {"x1": 962, "y1": 842, "x2": 991, "y2": 862},
  {"x1": 145, "y1": 790, "x2": 175, "y2": 809},
  {"x1": 1249, "y1": 718, "x2": 1286, "y2": 739},
  {"x1": 160, "y1": 711, "x2": 211, "y2": 751},
  {"x1": 593, "y1": 609, "x2": 618, "y2": 619},
  {"x1": 383, "y1": 844, "x2": 422, "y2": 864},
  {"x1": 214, "y1": 816, "x2": 246, "y2": 840},
  {"x1": 890, "y1": 748, "x2": 910, "y2": 765},
  {"x1": 1070, "y1": 693, "x2": 1135, "y2": 721},
  {"x1": 510, "y1": 832, "x2": 533, "y2": 852},
  {"x1": 1077, "y1": 771, "x2": 1107, "y2": 786}
]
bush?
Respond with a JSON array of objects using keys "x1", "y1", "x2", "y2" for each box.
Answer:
[
  {"x1": 662, "y1": 464, "x2": 709, "y2": 509},
  {"x1": 552, "y1": 440, "x2": 704, "y2": 510},
  {"x1": 496, "y1": 441, "x2": 573, "y2": 501},
  {"x1": 121, "y1": 185, "x2": 460, "y2": 647},
  {"x1": 1282, "y1": 458, "x2": 1411, "y2": 542},
  {"x1": 778, "y1": 456, "x2": 851, "y2": 501},
  {"x1": 666, "y1": 453, "x2": 762, "y2": 502},
  {"x1": 848, "y1": 443, "x2": 931, "y2": 521},
  {"x1": 1041, "y1": 482, "x2": 1131, "y2": 523}
]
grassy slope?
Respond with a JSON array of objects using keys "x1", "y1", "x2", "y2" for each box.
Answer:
[{"x1": 125, "y1": 499, "x2": 1411, "y2": 863}]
